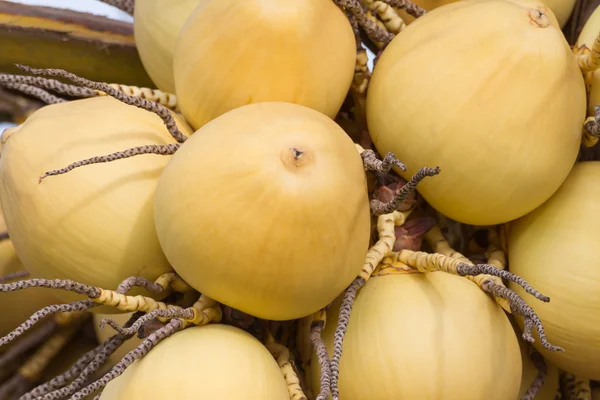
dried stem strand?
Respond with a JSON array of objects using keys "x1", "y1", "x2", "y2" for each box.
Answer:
[
  {"x1": 381, "y1": 0, "x2": 426, "y2": 18},
  {"x1": 309, "y1": 321, "x2": 331, "y2": 400},
  {"x1": 334, "y1": 0, "x2": 395, "y2": 45},
  {"x1": 361, "y1": 149, "x2": 407, "y2": 173},
  {"x1": 0, "y1": 74, "x2": 96, "y2": 98},
  {"x1": 39, "y1": 143, "x2": 181, "y2": 182},
  {"x1": 371, "y1": 166, "x2": 441, "y2": 215},
  {"x1": 0, "y1": 270, "x2": 30, "y2": 283},
  {"x1": 330, "y1": 277, "x2": 365, "y2": 400},
  {"x1": 520, "y1": 350, "x2": 548, "y2": 400},
  {"x1": 15, "y1": 65, "x2": 187, "y2": 143},
  {"x1": 0, "y1": 319, "x2": 57, "y2": 371},
  {"x1": 0, "y1": 82, "x2": 66, "y2": 104}
]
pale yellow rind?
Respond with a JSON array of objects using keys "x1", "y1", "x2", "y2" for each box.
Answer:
[
  {"x1": 508, "y1": 161, "x2": 600, "y2": 379},
  {"x1": 173, "y1": 0, "x2": 356, "y2": 130},
  {"x1": 313, "y1": 272, "x2": 522, "y2": 399},
  {"x1": 133, "y1": 0, "x2": 202, "y2": 93},
  {"x1": 154, "y1": 102, "x2": 371, "y2": 320},
  {"x1": 367, "y1": 0, "x2": 585, "y2": 225},
  {"x1": 100, "y1": 324, "x2": 289, "y2": 399},
  {"x1": 0, "y1": 97, "x2": 192, "y2": 308}
]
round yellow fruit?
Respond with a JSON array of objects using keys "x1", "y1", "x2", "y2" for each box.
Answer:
[{"x1": 367, "y1": 0, "x2": 585, "y2": 225}]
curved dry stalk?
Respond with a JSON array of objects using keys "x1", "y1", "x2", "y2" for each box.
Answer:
[
  {"x1": 309, "y1": 321, "x2": 332, "y2": 400},
  {"x1": 0, "y1": 82, "x2": 66, "y2": 104},
  {"x1": 520, "y1": 350, "x2": 548, "y2": 400}
]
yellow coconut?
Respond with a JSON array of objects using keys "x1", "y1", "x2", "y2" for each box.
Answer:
[
  {"x1": 366, "y1": 0, "x2": 585, "y2": 226},
  {"x1": 172, "y1": 0, "x2": 356, "y2": 129},
  {"x1": 312, "y1": 270, "x2": 522, "y2": 399},
  {"x1": 396, "y1": 0, "x2": 575, "y2": 27},
  {"x1": 100, "y1": 324, "x2": 289, "y2": 399},
  {"x1": 153, "y1": 102, "x2": 371, "y2": 320},
  {"x1": 93, "y1": 312, "x2": 143, "y2": 366},
  {"x1": 0, "y1": 97, "x2": 192, "y2": 308},
  {"x1": 575, "y1": 5, "x2": 600, "y2": 115},
  {"x1": 508, "y1": 161, "x2": 600, "y2": 379},
  {"x1": 133, "y1": 0, "x2": 202, "y2": 93}
]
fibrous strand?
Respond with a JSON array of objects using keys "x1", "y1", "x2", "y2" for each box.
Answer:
[
  {"x1": 116, "y1": 276, "x2": 165, "y2": 295},
  {"x1": 309, "y1": 322, "x2": 331, "y2": 400},
  {"x1": 362, "y1": 149, "x2": 407, "y2": 173},
  {"x1": 333, "y1": 0, "x2": 395, "y2": 45},
  {"x1": 69, "y1": 319, "x2": 185, "y2": 400},
  {"x1": 370, "y1": 166, "x2": 441, "y2": 215},
  {"x1": 0, "y1": 319, "x2": 56, "y2": 371},
  {"x1": 0, "y1": 74, "x2": 96, "y2": 98},
  {"x1": 0, "y1": 300, "x2": 94, "y2": 347},
  {"x1": 0, "y1": 278, "x2": 100, "y2": 298},
  {"x1": 16, "y1": 65, "x2": 188, "y2": 143},
  {"x1": 0, "y1": 82, "x2": 66, "y2": 104},
  {"x1": 39, "y1": 143, "x2": 181, "y2": 182},
  {"x1": 457, "y1": 263, "x2": 549, "y2": 302},
  {"x1": 380, "y1": 0, "x2": 426, "y2": 17},
  {"x1": 100, "y1": 307, "x2": 194, "y2": 336},
  {"x1": 520, "y1": 351, "x2": 547, "y2": 400},
  {"x1": 482, "y1": 281, "x2": 562, "y2": 351},
  {"x1": 330, "y1": 277, "x2": 365, "y2": 400}
]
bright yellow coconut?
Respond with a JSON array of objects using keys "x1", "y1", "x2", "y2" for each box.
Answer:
[
  {"x1": 172, "y1": 0, "x2": 356, "y2": 129},
  {"x1": 100, "y1": 324, "x2": 289, "y2": 399},
  {"x1": 508, "y1": 161, "x2": 600, "y2": 379},
  {"x1": 0, "y1": 97, "x2": 193, "y2": 308},
  {"x1": 312, "y1": 270, "x2": 522, "y2": 399},
  {"x1": 153, "y1": 102, "x2": 371, "y2": 320},
  {"x1": 367, "y1": 0, "x2": 585, "y2": 226}
]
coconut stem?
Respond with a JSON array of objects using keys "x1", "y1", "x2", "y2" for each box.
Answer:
[
  {"x1": 380, "y1": 0, "x2": 426, "y2": 18},
  {"x1": 482, "y1": 280, "x2": 562, "y2": 351},
  {"x1": 361, "y1": 149, "x2": 407, "y2": 173},
  {"x1": 15, "y1": 64, "x2": 188, "y2": 143},
  {"x1": 97, "y1": 0, "x2": 134, "y2": 15},
  {"x1": 334, "y1": 0, "x2": 395, "y2": 45},
  {"x1": 578, "y1": 30, "x2": 600, "y2": 74},
  {"x1": 100, "y1": 307, "x2": 195, "y2": 336},
  {"x1": 0, "y1": 82, "x2": 66, "y2": 104},
  {"x1": 520, "y1": 350, "x2": 548, "y2": 400},
  {"x1": 330, "y1": 277, "x2": 366, "y2": 400},
  {"x1": 69, "y1": 319, "x2": 184, "y2": 400},
  {"x1": 309, "y1": 320, "x2": 331, "y2": 400},
  {"x1": 560, "y1": 372, "x2": 592, "y2": 400},
  {"x1": 38, "y1": 143, "x2": 181, "y2": 182},
  {"x1": 362, "y1": 0, "x2": 407, "y2": 34},
  {"x1": 371, "y1": 166, "x2": 440, "y2": 215},
  {"x1": 0, "y1": 74, "x2": 96, "y2": 98}
]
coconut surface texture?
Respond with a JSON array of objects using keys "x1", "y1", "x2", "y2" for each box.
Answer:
[
  {"x1": 0, "y1": 96, "x2": 192, "y2": 307},
  {"x1": 100, "y1": 324, "x2": 289, "y2": 399},
  {"x1": 367, "y1": 0, "x2": 585, "y2": 226},
  {"x1": 312, "y1": 271, "x2": 522, "y2": 399},
  {"x1": 173, "y1": 0, "x2": 356, "y2": 130},
  {"x1": 508, "y1": 161, "x2": 600, "y2": 379},
  {"x1": 154, "y1": 102, "x2": 371, "y2": 320},
  {"x1": 133, "y1": 0, "x2": 202, "y2": 93}
]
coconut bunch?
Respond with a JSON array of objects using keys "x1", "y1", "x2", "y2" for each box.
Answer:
[{"x1": 1, "y1": 0, "x2": 600, "y2": 398}]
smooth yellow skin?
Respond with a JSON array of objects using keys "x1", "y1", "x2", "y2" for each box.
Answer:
[
  {"x1": 312, "y1": 272, "x2": 522, "y2": 399},
  {"x1": 133, "y1": 0, "x2": 202, "y2": 93},
  {"x1": 100, "y1": 324, "x2": 289, "y2": 400},
  {"x1": 576, "y1": 5, "x2": 600, "y2": 115},
  {"x1": 93, "y1": 312, "x2": 143, "y2": 365},
  {"x1": 367, "y1": 0, "x2": 585, "y2": 226},
  {"x1": 0, "y1": 212, "x2": 60, "y2": 338},
  {"x1": 154, "y1": 102, "x2": 371, "y2": 320},
  {"x1": 173, "y1": 0, "x2": 356, "y2": 130},
  {"x1": 508, "y1": 162, "x2": 600, "y2": 379},
  {"x1": 512, "y1": 318, "x2": 559, "y2": 399},
  {"x1": 0, "y1": 97, "x2": 192, "y2": 307},
  {"x1": 396, "y1": 0, "x2": 574, "y2": 27}
]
